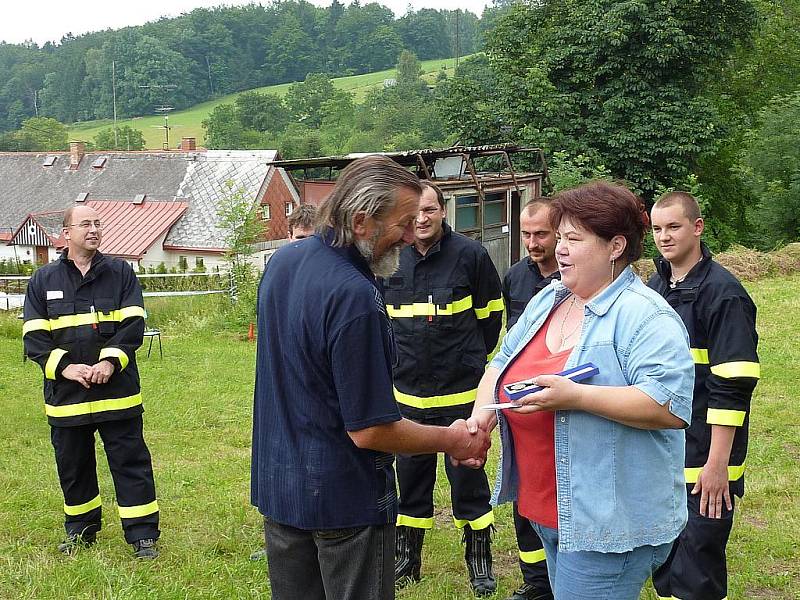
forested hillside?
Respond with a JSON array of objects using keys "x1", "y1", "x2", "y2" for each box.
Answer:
[{"x1": 0, "y1": 1, "x2": 484, "y2": 129}]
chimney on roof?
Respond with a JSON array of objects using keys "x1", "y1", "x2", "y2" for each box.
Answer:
[
  {"x1": 181, "y1": 137, "x2": 197, "y2": 151},
  {"x1": 69, "y1": 141, "x2": 86, "y2": 170}
]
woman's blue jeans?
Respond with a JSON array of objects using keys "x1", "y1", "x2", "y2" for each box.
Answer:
[{"x1": 531, "y1": 522, "x2": 672, "y2": 600}]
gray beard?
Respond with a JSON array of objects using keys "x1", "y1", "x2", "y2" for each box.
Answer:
[{"x1": 355, "y1": 236, "x2": 402, "y2": 279}]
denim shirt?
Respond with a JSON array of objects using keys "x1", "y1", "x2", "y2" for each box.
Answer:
[{"x1": 490, "y1": 267, "x2": 694, "y2": 553}]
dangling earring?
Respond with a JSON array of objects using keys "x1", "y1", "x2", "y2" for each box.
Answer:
[{"x1": 610, "y1": 257, "x2": 616, "y2": 280}]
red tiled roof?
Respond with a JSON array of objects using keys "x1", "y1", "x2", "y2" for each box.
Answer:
[
  {"x1": 0, "y1": 232, "x2": 12, "y2": 242},
  {"x1": 87, "y1": 200, "x2": 188, "y2": 259}
]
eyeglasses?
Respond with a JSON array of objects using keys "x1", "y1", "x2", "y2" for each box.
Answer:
[{"x1": 67, "y1": 220, "x2": 103, "y2": 229}]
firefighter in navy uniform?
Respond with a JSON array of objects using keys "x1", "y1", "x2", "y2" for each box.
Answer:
[
  {"x1": 386, "y1": 181, "x2": 503, "y2": 596},
  {"x1": 648, "y1": 192, "x2": 759, "y2": 600},
  {"x1": 22, "y1": 205, "x2": 160, "y2": 559},
  {"x1": 501, "y1": 199, "x2": 558, "y2": 600}
]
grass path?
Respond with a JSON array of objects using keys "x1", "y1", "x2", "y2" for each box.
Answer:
[
  {"x1": 0, "y1": 274, "x2": 797, "y2": 598},
  {"x1": 67, "y1": 56, "x2": 466, "y2": 150}
]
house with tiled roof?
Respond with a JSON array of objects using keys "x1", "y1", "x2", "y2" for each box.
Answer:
[{"x1": 0, "y1": 140, "x2": 299, "y2": 269}]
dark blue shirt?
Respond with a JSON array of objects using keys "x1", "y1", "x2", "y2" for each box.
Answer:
[{"x1": 251, "y1": 231, "x2": 401, "y2": 529}]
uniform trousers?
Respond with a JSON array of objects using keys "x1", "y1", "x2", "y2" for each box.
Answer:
[
  {"x1": 50, "y1": 415, "x2": 159, "y2": 544},
  {"x1": 396, "y1": 410, "x2": 492, "y2": 529},
  {"x1": 514, "y1": 502, "x2": 552, "y2": 590},
  {"x1": 652, "y1": 490, "x2": 735, "y2": 600}
]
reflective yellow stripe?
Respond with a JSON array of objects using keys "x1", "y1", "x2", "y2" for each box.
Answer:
[
  {"x1": 22, "y1": 318, "x2": 51, "y2": 335},
  {"x1": 118, "y1": 500, "x2": 159, "y2": 519},
  {"x1": 387, "y1": 295, "x2": 473, "y2": 318},
  {"x1": 397, "y1": 515, "x2": 434, "y2": 529},
  {"x1": 45, "y1": 393, "x2": 143, "y2": 418},
  {"x1": 691, "y1": 348, "x2": 709, "y2": 364},
  {"x1": 99, "y1": 347, "x2": 129, "y2": 370},
  {"x1": 519, "y1": 548, "x2": 546, "y2": 564},
  {"x1": 684, "y1": 463, "x2": 745, "y2": 484},
  {"x1": 394, "y1": 387, "x2": 478, "y2": 409},
  {"x1": 45, "y1": 306, "x2": 146, "y2": 331},
  {"x1": 453, "y1": 511, "x2": 494, "y2": 530},
  {"x1": 64, "y1": 494, "x2": 102, "y2": 516},
  {"x1": 45, "y1": 348, "x2": 68, "y2": 380},
  {"x1": 711, "y1": 361, "x2": 760, "y2": 379},
  {"x1": 707, "y1": 408, "x2": 746, "y2": 427},
  {"x1": 114, "y1": 306, "x2": 146, "y2": 321},
  {"x1": 474, "y1": 297, "x2": 504, "y2": 319}
]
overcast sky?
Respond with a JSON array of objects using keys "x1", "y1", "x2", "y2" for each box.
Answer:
[{"x1": 1, "y1": 0, "x2": 492, "y2": 46}]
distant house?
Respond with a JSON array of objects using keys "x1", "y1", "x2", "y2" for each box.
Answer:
[
  {"x1": 270, "y1": 145, "x2": 550, "y2": 276},
  {"x1": 0, "y1": 140, "x2": 299, "y2": 270}
]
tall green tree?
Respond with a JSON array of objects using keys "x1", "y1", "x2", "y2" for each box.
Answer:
[
  {"x1": 14, "y1": 116, "x2": 68, "y2": 150},
  {"x1": 93, "y1": 125, "x2": 146, "y2": 150}
]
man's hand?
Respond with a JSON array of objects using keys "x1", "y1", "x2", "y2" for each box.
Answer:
[
  {"x1": 89, "y1": 360, "x2": 115, "y2": 385},
  {"x1": 692, "y1": 459, "x2": 732, "y2": 519},
  {"x1": 62, "y1": 364, "x2": 93, "y2": 389},
  {"x1": 447, "y1": 419, "x2": 491, "y2": 468}
]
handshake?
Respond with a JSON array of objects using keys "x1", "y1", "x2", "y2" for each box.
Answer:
[{"x1": 446, "y1": 418, "x2": 492, "y2": 469}]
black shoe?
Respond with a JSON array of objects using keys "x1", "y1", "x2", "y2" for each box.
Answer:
[
  {"x1": 505, "y1": 582, "x2": 554, "y2": 600},
  {"x1": 57, "y1": 532, "x2": 96, "y2": 555},
  {"x1": 132, "y1": 538, "x2": 158, "y2": 559},
  {"x1": 464, "y1": 526, "x2": 497, "y2": 597},
  {"x1": 395, "y1": 526, "x2": 425, "y2": 588}
]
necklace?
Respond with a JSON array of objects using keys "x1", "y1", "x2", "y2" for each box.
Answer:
[
  {"x1": 559, "y1": 295, "x2": 583, "y2": 348},
  {"x1": 669, "y1": 257, "x2": 703, "y2": 288}
]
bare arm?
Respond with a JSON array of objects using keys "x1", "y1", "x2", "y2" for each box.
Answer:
[
  {"x1": 514, "y1": 374, "x2": 685, "y2": 430},
  {"x1": 348, "y1": 417, "x2": 490, "y2": 464}
]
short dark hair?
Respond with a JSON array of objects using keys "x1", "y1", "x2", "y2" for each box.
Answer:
[
  {"x1": 316, "y1": 156, "x2": 422, "y2": 246},
  {"x1": 419, "y1": 180, "x2": 445, "y2": 209},
  {"x1": 549, "y1": 181, "x2": 648, "y2": 264},
  {"x1": 288, "y1": 203, "x2": 317, "y2": 233},
  {"x1": 653, "y1": 191, "x2": 702, "y2": 222}
]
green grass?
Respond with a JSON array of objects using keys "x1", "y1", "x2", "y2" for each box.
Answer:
[
  {"x1": 0, "y1": 275, "x2": 797, "y2": 599},
  {"x1": 67, "y1": 56, "x2": 467, "y2": 150}
]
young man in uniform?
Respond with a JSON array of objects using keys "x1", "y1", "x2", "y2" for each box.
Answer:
[
  {"x1": 648, "y1": 192, "x2": 760, "y2": 600},
  {"x1": 22, "y1": 204, "x2": 160, "y2": 558},
  {"x1": 501, "y1": 198, "x2": 557, "y2": 600},
  {"x1": 251, "y1": 157, "x2": 490, "y2": 600},
  {"x1": 387, "y1": 181, "x2": 504, "y2": 596}
]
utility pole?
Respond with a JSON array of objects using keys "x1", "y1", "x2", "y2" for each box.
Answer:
[
  {"x1": 455, "y1": 10, "x2": 460, "y2": 69},
  {"x1": 112, "y1": 60, "x2": 118, "y2": 148}
]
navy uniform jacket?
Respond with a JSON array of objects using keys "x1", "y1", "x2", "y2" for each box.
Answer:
[
  {"x1": 648, "y1": 243, "x2": 759, "y2": 497},
  {"x1": 502, "y1": 257, "x2": 561, "y2": 330},
  {"x1": 384, "y1": 223, "x2": 503, "y2": 419},
  {"x1": 22, "y1": 251, "x2": 146, "y2": 427}
]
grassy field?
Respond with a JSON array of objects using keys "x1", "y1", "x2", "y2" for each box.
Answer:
[
  {"x1": 0, "y1": 274, "x2": 797, "y2": 599},
  {"x1": 67, "y1": 56, "x2": 466, "y2": 150}
]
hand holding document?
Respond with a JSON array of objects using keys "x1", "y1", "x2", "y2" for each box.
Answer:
[{"x1": 482, "y1": 363, "x2": 599, "y2": 410}]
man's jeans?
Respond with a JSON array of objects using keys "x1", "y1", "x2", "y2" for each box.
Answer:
[
  {"x1": 264, "y1": 517, "x2": 394, "y2": 600},
  {"x1": 531, "y1": 522, "x2": 672, "y2": 600}
]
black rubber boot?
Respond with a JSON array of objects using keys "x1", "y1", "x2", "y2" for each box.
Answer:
[
  {"x1": 464, "y1": 525, "x2": 497, "y2": 596},
  {"x1": 57, "y1": 531, "x2": 96, "y2": 555},
  {"x1": 505, "y1": 582, "x2": 554, "y2": 600},
  {"x1": 395, "y1": 525, "x2": 425, "y2": 587}
]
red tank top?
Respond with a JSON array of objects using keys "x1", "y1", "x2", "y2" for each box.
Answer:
[{"x1": 499, "y1": 312, "x2": 570, "y2": 529}]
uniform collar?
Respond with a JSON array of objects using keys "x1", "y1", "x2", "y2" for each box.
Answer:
[
  {"x1": 653, "y1": 242, "x2": 713, "y2": 287},
  {"x1": 413, "y1": 222, "x2": 452, "y2": 259}
]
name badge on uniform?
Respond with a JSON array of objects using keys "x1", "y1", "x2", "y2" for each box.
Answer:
[{"x1": 46, "y1": 290, "x2": 64, "y2": 300}]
